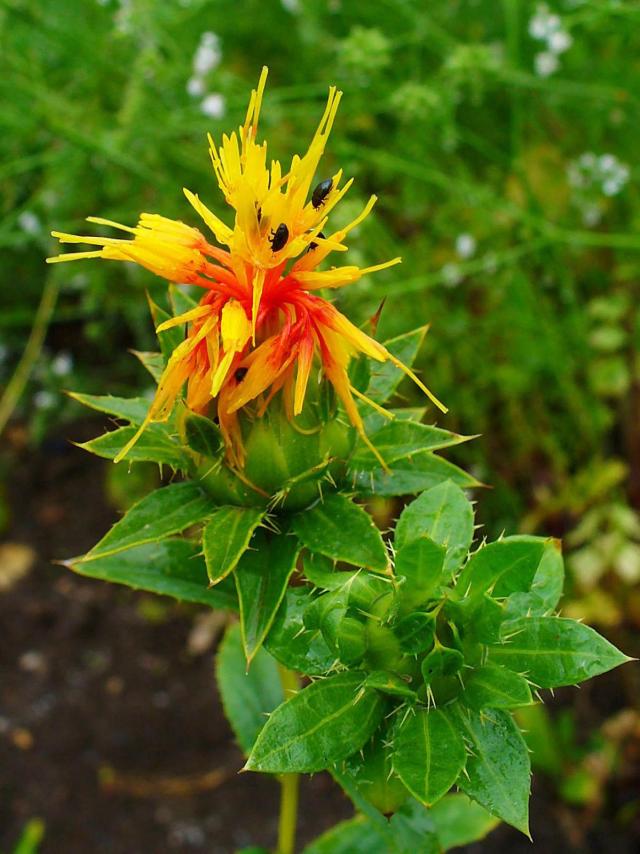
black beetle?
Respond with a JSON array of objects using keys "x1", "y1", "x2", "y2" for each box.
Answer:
[
  {"x1": 307, "y1": 231, "x2": 326, "y2": 252},
  {"x1": 235, "y1": 367, "x2": 248, "y2": 383},
  {"x1": 311, "y1": 178, "x2": 333, "y2": 209},
  {"x1": 269, "y1": 223, "x2": 289, "y2": 252}
]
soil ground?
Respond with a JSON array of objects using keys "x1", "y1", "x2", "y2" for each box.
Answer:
[{"x1": 1, "y1": 421, "x2": 639, "y2": 853}]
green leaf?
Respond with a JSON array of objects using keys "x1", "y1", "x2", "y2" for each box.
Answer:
[
  {"x1": 488, "y1": 617, "x2": 630, "y2": 688},
  {"x1": 216, "y1": 623, "x2": 284, "y2": 755},
  {"x1": 83, "y1": 482, "x2": 213, "y2": 561},
  {"x1": 203, "y1": 506, "x2": 264, "y2": 584},
  {"x1": 363, "y1": 671, "x2": 418, "y2": 700},
  {"x1": 181, "y1": 410, "x2": 224, "y2": 457},
  {"x1": 368, "y1": 327, "x2": 427, "y2": 404},
  {"x1": 264, "y1": 588, "x2": 335, "y2": 676},
  {"x1": 341, "y1": 732, "x2": 410, "y2": 815},
  {"x1": 392, "y1": 612, "x2": 436, "y2": 654},
  {"x1": 169, "y1": 283, "x2": 198, "y2": 314},
  {"x1": 68, "y1": 392, "x2": 150, "y2": 425},
  {"x1": 67, "y1": 540, "x2": 236, "y2": 610},
  {"x1": 388, "y1": 800, "x2": 441, "y2": 853},
  {"x1": 292, "y1": 493, "x2": 389, "y2": 572},
  {"x1": 451, "y1": 704, "x2": 531, "y2": 835},
  {"x1": 77, "y1": 424, "x2": 191, "y2": 469},
  {"x1": 462, "y1": 664, "x2": 533, "y2": 710},
  {"x1": 395, "y1": 536, "x2": 445, "y2": 609},
  {"x1": 395, "y1": 481, "x2": 475, "y2": 574},
  {"x1": 351, "y1": 421, "x2": 470, "y2": 468},
  {"x1": 449, "y1": 593, "x2": 505, "y2": 644},
  {"x1": 351, "y1": 450, "x2": 479, "y2": 498},
  {"x1": 394, "y1": 708, "x2": 466, "y2": 806},
  {"x1": 131, "y1": 349, "x2": 164, "y2": 381},
  {"x1": 429, "y1": 794, "x2": 500, "y2": 849},
  {"x1": 246, "y1": 672, "x2": 384, "y2": 773},
  {"x1": 456, "y1": 536, "x2": 547, "y2": 600},
  {"x1": 148, "y1": 294, "x2": 184, "y2": 361},
  {"x1": 234, "y1": 530, "x2": 301, "y2": 662},
  {"x1": 302, "y1": 816, "x2": 391, "y2": 854},
  {"x1": 505, "y1": 538, "x2": 565, "y2": 617},
  {"x1": 303, "y1": 801, "x2": 444, "y2": 854},
  {"x1": 302, "y1": 552, "x2": 356, "y2": 590},
  {"x1": 363, "y1": 406, "x2": 427, "y2": 435}
]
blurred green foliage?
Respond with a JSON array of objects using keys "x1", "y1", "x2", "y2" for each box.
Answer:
[{"x1": 2, "y1": 0, "x2": 640, "y2": 554}]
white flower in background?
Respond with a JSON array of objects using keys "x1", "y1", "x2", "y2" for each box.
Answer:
[
  {"x1": 548, "y1": 28, "x2": 572, "y2": 53},
  {"x1": 186, "y1": 76, "x2": 205, "y2": 97},
  {"x1": 535, "y1": 51, "x2": 559, "y2": 77},
  {"x1": 34, "y1": 391, "x2": 56, "y2": 410},
  {"x1": 442, "y1": 263, "x2": 462, "y2": 288},
  {"x1": 188, "y1": 32, "x2": 223, "y2": 103},
  {"x1": 568, "y1": 152, "x2": 630, "y2": 197},
  {"x1": 200, "y1": 93, "x2": 226, "y2": 119},
  {"x1": 529, "y1": 5, "x2": 561, "y2": 40},
  {"x1": 529, "y1": 4, "x2": 572, "y2": 77},
  {"x1": 51, "y1": 352, "x2": 74, "y2": 377},
  {"x1": 567, "y1": 151, "x2": 630, "y2": 225},
  {"x1": 455, "y1": 233, "x2": 477, "y2": 259},
  {"x1": 18, "y1": 211, "x2": 41, "y2": 235},
  {"x1": 281, "y1": 0, "x2": 300, "y2": 12},
  {"x1": 193, "y1": 32, "x2": 221, "y2": 76}
]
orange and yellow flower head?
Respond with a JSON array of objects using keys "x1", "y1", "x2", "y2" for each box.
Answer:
[{"x1": 48, "y1": 68, "x2": 445, "y2": 469}]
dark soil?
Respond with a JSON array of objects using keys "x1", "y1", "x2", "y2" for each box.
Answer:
[{"x1": 1, "y1": 421, "x2": 639, "y2": 853}]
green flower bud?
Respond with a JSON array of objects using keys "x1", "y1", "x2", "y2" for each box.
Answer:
[
  {"x1": 197, "y1": 395, "x2": 355, "y2": 511},
  {"x1": 421, "y1": 644, "x2": 464, "y2": 684},
  {"x1": 347, "y1": 573, "x2": 391, "y2": 613},
  {"x1": 335, "y1": 616, "x2": 367, "y2": 665}
]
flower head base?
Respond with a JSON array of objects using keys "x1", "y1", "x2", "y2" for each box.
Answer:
[{"x1": 48, "y1": 68, "x2": 445, "y2": 471}]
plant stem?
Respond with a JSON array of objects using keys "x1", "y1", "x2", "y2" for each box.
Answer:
[
  {"x1": 277, "y1": 666, "x2": 301, "y2": 854},
  {"x1": 0, "y1": 274, "x2": 59, "y2": 436},
  {"x1": 278, "y1": 769, "x2": 300, "y2": 854}
]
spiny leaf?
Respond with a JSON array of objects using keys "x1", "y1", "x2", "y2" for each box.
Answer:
[
  {"x1": 367, "y1": 326, "x2": 428, "y2": 404},
  {"x1": 77, "y1": 424, "x2": 190, "y2": 469},
  {"x1": 131, "y1": 350, "x2": 164, "y2": 381},
  {"x1": 395, "y1": 480, "x2": 475, "y2": 574},
  {"x1": 351, "y1": 451, "x2": 480, "y2": 498},
  {"x1": 203, "y1": 506, "x2": 264, "y2": 585},
  {"x1": 234, "y1": 530, "x2": 301, "y2": 662},
  {"x1": 429, "y1": 794, "x2": 500, "y2": 849},
  {"x1": 264, "y1": 588, "x2": 336, "y2": 676},
  {"x1": 181, "y1": 410, "x2": 224, "y2": 458},
  {"x1": 489, "y1": 616, "x2": 630, "y2": 688},
  {"x1": 246, "y1": 671, "x2": 384, "y2": 773},
  {"x1": 292, "y1": 492, "x2": 389, "y2": 572},
  {"x1": 451, "y1": 704, "x2": 531, "y2": 835},
  {"x1": 82, "y1": 481, "x2": 213, "y2": 561},
  {"x1": 394, "y1": 708, "x2": 466, "y2": 806},
  {"x1": 350, "y1": 421, "x2": 471, "y2": 468},
  {"x1": 67, "y1": 540, "x2": 236, "y2": 610},
  {"x1": 456, "y1": 536, "x2": 547, "y2": 600},
  {"x1": 461, "y1": 664, "x2": 533, "y2": 711},
  {"x1": 68, "y1": 392, "x2": 151, "y2": 425}
]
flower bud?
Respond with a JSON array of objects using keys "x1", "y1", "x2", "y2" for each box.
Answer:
[{"x1": 197, "y1": 393, "x2": 355, "y2": 510}]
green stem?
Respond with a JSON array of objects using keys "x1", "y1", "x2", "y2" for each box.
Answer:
[
  {"x1": 277, "y1": 666, "x2": 301, "y2": 854},
  {"x1": 0, "y1": 275, "x2": 59, "y2": 436}
]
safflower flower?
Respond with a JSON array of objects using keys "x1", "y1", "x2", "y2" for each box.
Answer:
[{"x1": 48, "y1": 68, "x2": 445, "y2": 469}]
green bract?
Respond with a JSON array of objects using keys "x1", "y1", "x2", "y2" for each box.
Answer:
[{"x1": 69, "y1": 313, "x2": 631, "y2": 852}]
